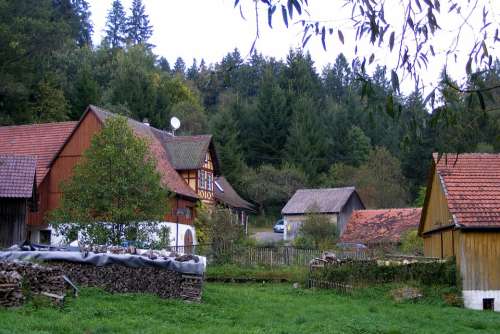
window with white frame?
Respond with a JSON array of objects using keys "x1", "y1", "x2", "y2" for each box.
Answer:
[
  {"x1": 198, "y1": 170, "x2": 205, "y2": 190},
  {"x1": 207, "y1": 172, "x2": 213, "y2": 191}
]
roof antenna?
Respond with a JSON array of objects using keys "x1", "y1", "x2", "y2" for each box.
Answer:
[{"x1": 170, "y1": 116, "x2": 180, "y2": 136}]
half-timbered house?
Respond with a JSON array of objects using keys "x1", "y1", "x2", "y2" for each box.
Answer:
[
  {"x1": 160, "y1": 134, "x2": 220, "y2": 205},
  {"x1": 419, "y1": 153, "x2": 500, "y2": 311},
  {"x1": 0, "y1": 105, "x2": 250, "y2": 248}
]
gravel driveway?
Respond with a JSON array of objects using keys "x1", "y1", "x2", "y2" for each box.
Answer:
[{"x1": 252, "y1": 231, "x2": 284, "y2": 243}]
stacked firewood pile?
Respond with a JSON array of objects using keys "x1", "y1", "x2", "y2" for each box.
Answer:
[
  {"x1": 51, "y1": 261, "x2": 203, "y2": 301},
  {"x1": 0, "y1": 270, "x2": 23, "y2": 307},
  {"x1": 180, "y1": 275, "x2": 203, "y2": 302},
  {"x1": 0, "y1": 261, "x2": 66, "y2": 307},
  {"x1": 309, "y1": 252, "x2": 365, "y2": 269}
]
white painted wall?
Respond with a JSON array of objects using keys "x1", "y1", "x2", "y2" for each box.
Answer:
[
  {"x1": 32, "y1": 222, "x2": 197, "y2": 248},
  {"x1": 463, "y1": 290, "x2": 500, "y2": 311}
]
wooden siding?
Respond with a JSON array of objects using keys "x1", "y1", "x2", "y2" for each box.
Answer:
[
  {"x1": 422, "y1": 169, "x2": 453, "y2": 235},
  {"x1": 459, "y1": 232, "x2": 500, "y2": 290},
  {"x1": 164, "y1": 197, "x2": 196, "y2": 226},
  {"x1": 0, "y1": 199, "x2": 27, "y2": 247},
  {"x1": 47, "y1": 111, "x2": 102, "y2": 213},
  {"x1": 27, "y1": 177, "x2": 48, "y2": 226},
  {"x1": 338, "y1": 194, "x2": 365, "y2": 235}
]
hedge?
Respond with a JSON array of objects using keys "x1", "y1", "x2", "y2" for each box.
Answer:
[{"x1": 311, "y1": 259, "x2": 458, "y2": 287}]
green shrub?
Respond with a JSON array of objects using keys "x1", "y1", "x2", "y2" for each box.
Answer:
[
  {"x1": 312, "y1": 259, "x2": 458, "y2": 287},
  {"x1": 399, "y1": 229, "x2": 423, "y2": 255},
  {"x1": 298, "y1": 206, "x2": 337, "y2": 249}
]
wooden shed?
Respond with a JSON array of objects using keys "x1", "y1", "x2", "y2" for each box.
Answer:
[
  {"x1": 281, "y1": 187, "x2": 365, "y2": 240},
  {"x1": 419, "y1": 153, "x2": 500, "y2": 311},
  {"x1": 0, "y1": 155, "x2": 36, "y2": 247}
]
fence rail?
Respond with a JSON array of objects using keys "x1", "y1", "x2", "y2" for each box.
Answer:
[
  {"x1": 308, "y1": 279, "x2": 353, "y2": 293},
  {"x1": 168, "y1": 243, "x2": 370, "y2": 266}
]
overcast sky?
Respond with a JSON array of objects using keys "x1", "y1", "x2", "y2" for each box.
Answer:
[{"x1": 88, "y1": 0, "x2": 499, "y2": 94}]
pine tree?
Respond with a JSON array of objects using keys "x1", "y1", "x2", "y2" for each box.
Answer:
[
  {"x1": 173, "y1": 57, "x2": 186, "y2": 77},
  {"x1": 211, "y1": 102, "x2": 246, "y2": 185},
  {"x1": 247, "y1": 68, "x2": 288, "y2": 166},
  {"x1": 344, "y1": 126, "x2": 371, "y2": 167},
  {"x1": 186, "y1": 58, "x2": 199, "y2": 81},
  {"x1": 104, "y1": 0, "x2": 127, "y2": 48},
  {"x1": 127, "y1": 0, "x2": 153, "y2": 45},
  {"x1": 71, "y1": 0, "x2": 93, "y2": 46},
  {"x1": 284, "y1": 95, "x2": 329, "y2": 181},
  {"x1": 157, "y1": 57, "x2": 171, "y2": 73}
]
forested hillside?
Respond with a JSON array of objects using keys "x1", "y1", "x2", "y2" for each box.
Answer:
[{"x1": 1, "y1": 0, "x2": 499, "y2": 216}]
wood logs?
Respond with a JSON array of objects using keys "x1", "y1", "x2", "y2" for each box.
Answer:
[
  {"x1": 0, "y1": 261, "x2": 66, "y2": 307},
  {"x1": 0, "y1": 270, "x2": 23, "y2": 307},
  {"x1": 51, "y1": 262, "x2": 203, "y2": 302}
]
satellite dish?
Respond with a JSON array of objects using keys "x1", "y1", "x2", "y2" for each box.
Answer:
[{"x1": 170, "y1": 117, "x2": 181, "y2": 131}]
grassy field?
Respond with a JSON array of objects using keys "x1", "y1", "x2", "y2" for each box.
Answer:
[{"x1": 0, "y1": 283, "x2": 499, "y2": 334}]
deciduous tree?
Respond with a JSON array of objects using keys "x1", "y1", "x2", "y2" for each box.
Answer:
[{"x1": 52, "y1": 116, "x2": 169, "y2": 245}]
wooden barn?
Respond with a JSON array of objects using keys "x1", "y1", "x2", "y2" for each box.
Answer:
[
  {"x1": 419, "y1": 153, "x2": 500, "y2": 311},
  {"x1": 0, "y1": 155, "x2": 37, "y2": 247},
  {"x1": 281, "y1": 187, "x2": 365, "y2": 240}
]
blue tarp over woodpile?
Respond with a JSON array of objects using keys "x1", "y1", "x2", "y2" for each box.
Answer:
[{"x1": 0, "y1": 251, "x2": 204, "y2": 275}]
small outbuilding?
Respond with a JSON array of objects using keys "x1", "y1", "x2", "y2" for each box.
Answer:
[
  {"x1": 419, "y1": 153, "x2": 500, "y2": 311},
  {"x1": 340, "y1": 208, "x2": 421, "y2": 247},
  {"x1": 0, "y1": 155, "x2": 37, "y2": 247},
  {"x1": 281, "y1": 187, "x2": 365, "y2": 240}
]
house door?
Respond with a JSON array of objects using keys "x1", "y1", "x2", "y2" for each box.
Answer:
[{"x1": 184, "y1": 229, "x2": 193, "y2": 254}]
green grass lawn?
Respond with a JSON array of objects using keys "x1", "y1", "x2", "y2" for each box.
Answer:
[{"x1": 0, "y1": 283, "x2": 499, "y2": 334}]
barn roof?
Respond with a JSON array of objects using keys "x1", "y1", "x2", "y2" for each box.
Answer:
[
  {"x1": 86, "y1": 105, "x2": 198, "y2": 199},
  {"x1": 0, "y1": 155, "x2": 36, "y2": 198},
  {"x1": 282, "y1": 187, "x2": 362, "y2": 215},
  {"x1": 0, "y1": 121, "x2": 77, "y2": 185},
  {"x1": 426, "y1": 153, "x2": 500, "y2": 229},
  {"x1": 214, "y1": 176, "x2": 254, "y2": 211},
  {"x1": 341, "y1": 208, "x2": 422, "y2": 245}
]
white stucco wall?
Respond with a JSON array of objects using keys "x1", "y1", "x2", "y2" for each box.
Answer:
[
  {"x1": 463, "y1": 290, "x2": 500, "y2": 311},
  {"x1": 33, "y1": 222, "x2": 196, "y2": 248}
]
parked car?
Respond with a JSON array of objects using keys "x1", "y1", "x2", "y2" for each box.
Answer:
[{"x1": 273, "y1": 219, "x2": 285, "y2": 233}]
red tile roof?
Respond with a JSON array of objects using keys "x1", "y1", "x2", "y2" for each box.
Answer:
[
  {"x1": 341, "y1": 208, "x2": 422, "y2": 244},
  {"x1": 0, "y1": 122, "x2": 77, "y2": 185},
  {"x1": 0, "y1": 155, "x2": 36, "y2": 198},
  {"x1": 88, "y1": 106, "x2": 198, "y2": 199},
  {"x1": 434, "y1": 153, "x2": 500, "y2": 227}
]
